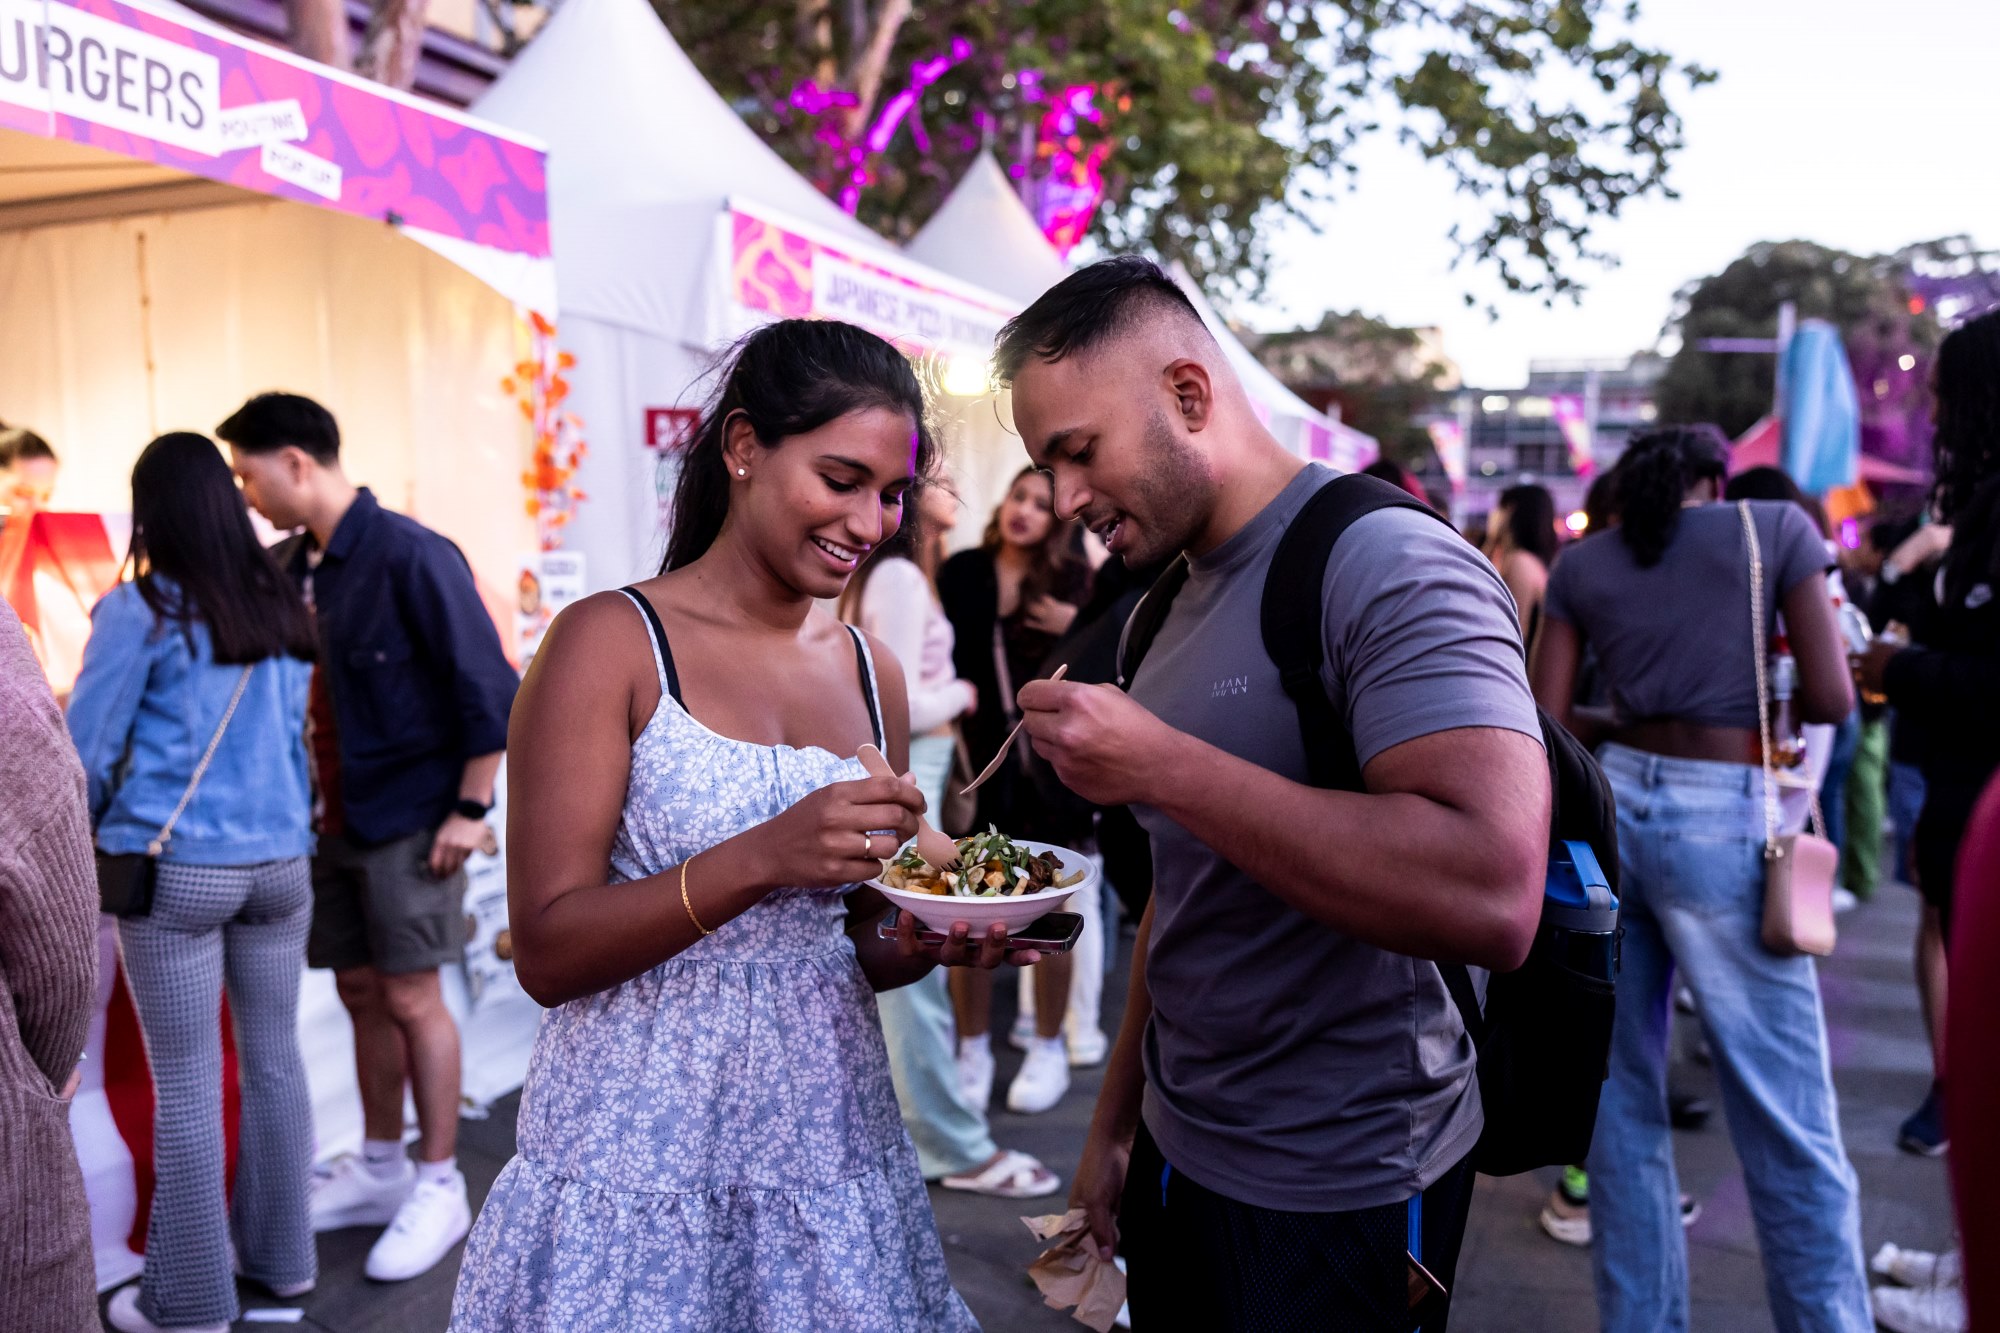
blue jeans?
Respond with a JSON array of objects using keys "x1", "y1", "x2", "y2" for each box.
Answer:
[
  {"x1": 1887, "y1": 757, "x2": 1927, "y2": 887},
  {"x1": 875, "y1": 734, "x2": 997, "y2": 1178},
  {"x1": 1588, "y1": 745, "x2": 1869, "y2": 1333},
  {"x1": 1818, "y1": 709, "x2": 1861, "y2": 852}
]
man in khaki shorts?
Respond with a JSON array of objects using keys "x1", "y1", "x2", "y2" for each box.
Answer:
[{"x1": 223, "y1": 394, "x2": 518, "y2": 1284}]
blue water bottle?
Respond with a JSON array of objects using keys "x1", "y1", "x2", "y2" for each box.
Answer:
[{"x1": 1544, "y1": 840, "x2": 1620, "y2": 985}]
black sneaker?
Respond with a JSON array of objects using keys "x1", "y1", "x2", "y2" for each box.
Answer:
[{"x1": 1898, "y1": 1083, "x2": 1948, "y2": 1157}]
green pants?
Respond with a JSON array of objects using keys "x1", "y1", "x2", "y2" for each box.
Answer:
[{"x1": 1842, "y1": 718, "x2": 1888, "y2": 898}]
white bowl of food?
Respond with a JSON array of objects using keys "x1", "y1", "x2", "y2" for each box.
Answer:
[{"x1": 869, "y1": 832, "x2": 1096, "y2": 938}]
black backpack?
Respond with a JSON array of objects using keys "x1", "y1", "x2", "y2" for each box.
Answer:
[{"x1": 1117, "y1": 472, "x2": 1621, "y2": 1176}]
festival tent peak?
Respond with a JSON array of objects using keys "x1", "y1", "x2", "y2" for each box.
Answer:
[
  {"x1": 1166, "y1": 262, "x2": 1377, "y2": 471},
  {"x1": 908, "y1": 151, "x2": 1070, "y2": 308},
  {"x1": 472, "y1": 0, "x2": 1025, "y2": 589}
]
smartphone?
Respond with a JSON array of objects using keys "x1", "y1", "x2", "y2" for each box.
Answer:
[{"x1": 877, "y1": 909, "x2": 1085, "y2": 953}]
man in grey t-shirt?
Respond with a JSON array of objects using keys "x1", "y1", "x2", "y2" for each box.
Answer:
[{"x1": 1001, "y1": 258, "x2": 1548, "y2": 1331}]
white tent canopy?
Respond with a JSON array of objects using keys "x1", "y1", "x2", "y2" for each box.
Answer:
[
  {"x1": 908, "y1": 152, "x2": 1069, "y2": 308},
  {"x1": 474, "y1": 0, "x2": 1024, "y2": 587}
]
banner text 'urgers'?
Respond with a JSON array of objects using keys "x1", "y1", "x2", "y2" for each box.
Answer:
[{"x1": 0, "y1": 0, "x2": 220, "y2": 156}]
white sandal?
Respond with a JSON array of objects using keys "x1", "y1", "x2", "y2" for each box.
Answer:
[{"x1": 940, "y1": 1149, "x2": 1062, "y2": 1199}]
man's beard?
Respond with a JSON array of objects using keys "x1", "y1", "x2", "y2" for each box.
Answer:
[{"x1": 1119, "y1": 409, "x2": 1214, "y2": 566}]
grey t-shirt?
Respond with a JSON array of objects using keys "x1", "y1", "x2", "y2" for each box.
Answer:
[
  {"x1": 1543, "y1": 501, "x2": 1831, "y2": 730},
  {"x1": 1129, "y1": 464, "x2": 1542, "y2": 1213}
]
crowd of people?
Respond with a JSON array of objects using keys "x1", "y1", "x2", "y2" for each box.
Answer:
[{"x1": 0, "y1": 261, "x2": 1993, "y2": 1333}]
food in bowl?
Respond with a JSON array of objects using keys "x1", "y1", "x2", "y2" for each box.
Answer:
[{"x1": 878, "y1": 828, "x2": 1087, "y2": 898}]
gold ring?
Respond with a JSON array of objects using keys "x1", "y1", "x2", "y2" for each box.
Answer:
[{"x1": 863, "y1": 833, "x2": 873, "y2": 857}]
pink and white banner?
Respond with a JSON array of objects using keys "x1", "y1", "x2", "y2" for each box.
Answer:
[
  {"x1": 0, "y1": 0, "x2": 548, "y2": 259},
  {"x1": 729, "y1": 202, "x2": 1013, "y2": 362}
]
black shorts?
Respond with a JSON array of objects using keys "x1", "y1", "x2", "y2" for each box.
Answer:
[
  {"x1": 1120, "y1": 1122, "x2": 1476, "y2": 1333},
  {"x1": 308, "y1": 827, "x2": 467, "y2": 975}
]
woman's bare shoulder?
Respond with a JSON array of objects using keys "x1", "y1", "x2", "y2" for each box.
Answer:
[{"x1": 528, "y1": 590, "x2": 657, "y2": 686}]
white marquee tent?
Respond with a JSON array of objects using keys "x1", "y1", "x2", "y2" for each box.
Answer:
[{"x1": 908, "y1": 151, "x2": 1070, "y2": 309}]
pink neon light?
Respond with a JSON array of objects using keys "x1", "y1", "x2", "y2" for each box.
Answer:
[{"x1": 782, "y1": 38, "x2": 1115, "y2": 249}]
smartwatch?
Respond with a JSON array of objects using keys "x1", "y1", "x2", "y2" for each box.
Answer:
[{"x1": 454, "y1": 797, "x2": 493, "y2": 821}]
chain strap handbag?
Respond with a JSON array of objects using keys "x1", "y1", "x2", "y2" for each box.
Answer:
[
  {"x1": 1741, "y1": 503, "x2": 1838, "y2": 957},
  {"x1": 96, "y1": 665, "x2": 254, "y2": 917}
]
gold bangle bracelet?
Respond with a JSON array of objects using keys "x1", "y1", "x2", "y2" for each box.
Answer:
[{"x1": 680, "y1": 854, "x2": 711, "y2": 937}]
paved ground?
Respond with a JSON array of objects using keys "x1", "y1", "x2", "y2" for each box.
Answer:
[{"x1": 107, "y1": 885, "x2": 1955, "y2": 1330}]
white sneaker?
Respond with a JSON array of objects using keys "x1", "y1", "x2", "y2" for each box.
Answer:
[
  {"x1": 106, "y1": 1285, "x2": 228, "y2": 1333},
  {"x1": 957, "y1": 1038, "x2": 996, "y2": 1112},
  {"x1": 1067, "y1": 1027, "x2": 1110, "y2": 1068},
  {"x1": 1873, "y1": 1282, "x2": 1968, "y2": 1333},
  {"x1": 310, "y1": 1153, "x2": 414, "y2": 1232},
  {"x1": 364, "y1": 1170, "x2": 472, "y2": 1282},
  {"x1": 1873, "y1": 1243, "x2": 1962, "y2": 1289},
  {"x1": 1007, "y1": 1036, "x2": 1071, "y2": 1114}
]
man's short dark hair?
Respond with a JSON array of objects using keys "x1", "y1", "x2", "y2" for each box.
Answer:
[
  {"x1": 993, "y1": 256, "x2": 1207, "y2": 384},
  {"x1": 216, "y1": 392, "x2": 341, "y2": 463}
]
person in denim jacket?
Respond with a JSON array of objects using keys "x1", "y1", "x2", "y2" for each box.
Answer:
[{"x1": 67, "y1": 432, "x2": 318, "y2": 1333}]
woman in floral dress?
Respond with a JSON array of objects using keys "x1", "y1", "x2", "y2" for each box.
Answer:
[{"x1": 451, "y1": 321, "x2": 1039, "y2": 1331}]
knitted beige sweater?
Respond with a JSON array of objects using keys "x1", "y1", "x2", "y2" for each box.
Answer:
[{"x1": 0, "y1": 595, "x2": 100, "y2": 1331}]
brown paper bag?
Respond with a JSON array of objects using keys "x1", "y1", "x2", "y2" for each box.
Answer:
[{"x1": 1023, "y1": 1209, "x2": 1127, "y2": 1332}]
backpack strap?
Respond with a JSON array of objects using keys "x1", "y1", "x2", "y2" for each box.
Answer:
[
  {"x1": 1259, "y1": 473, "x2": 1445, "y2": 790},
  {"x1": 1256, "y1": 474, "x2": 1491, "y2": 1046},
  {"x1": 1115, "y1": 555, "x2": 1191, "y2": 691}
]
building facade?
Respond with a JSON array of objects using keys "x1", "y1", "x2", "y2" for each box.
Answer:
[{"x1": 1417, "y1": 352, "x2": 1666, "y2": 529}]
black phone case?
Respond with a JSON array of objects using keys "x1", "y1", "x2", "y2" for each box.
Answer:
[{"x1": 878, "y1": 909, "x2": 1085, "y2": 952}]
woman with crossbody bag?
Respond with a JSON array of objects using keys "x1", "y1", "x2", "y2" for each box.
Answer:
[
  {"x1": 938, "y1": 467, "x2": 1090, "y2": 1117},
  {"x1": 1531, "y1": 425, "x2": 1868, "y2": 1333},
  {"x1": 65, "y1": 433, "x2": 318, "y2": 1333}
]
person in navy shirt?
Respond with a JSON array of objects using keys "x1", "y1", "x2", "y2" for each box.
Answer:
[{"x1": 222, "y1": 393, "x2": 517, "y2": 1285}]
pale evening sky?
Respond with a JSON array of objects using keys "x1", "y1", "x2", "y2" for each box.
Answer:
[{"x1": 1246, "y1": 0, "x2": 2000, "y2": 389}]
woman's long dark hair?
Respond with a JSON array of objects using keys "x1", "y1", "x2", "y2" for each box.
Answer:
[
  {"x1": 1497, "y1": 483, "x2": 1559, "y2": 565},
  {"x1": 129, "y1": 432, "x2": 316, "y2": 665},
  {"x1": 1613, "y1": 424, "x2": 1732, "y2": 568},
  {"x1": 662, "y1": 319, "x2": 938, "y2": 573},
  {"x1": 981, "y1": 465, "x2": 1087, "y2": 611},
  {"x1": 1932, "y1": 307, "x2": 2000, "y2": 525}
]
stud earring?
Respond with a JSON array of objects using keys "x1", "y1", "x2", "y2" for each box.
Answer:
[{"x1": 736, "y1": 467, "x2": 747, "y2": 477}]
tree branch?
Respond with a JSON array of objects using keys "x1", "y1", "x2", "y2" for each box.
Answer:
[
  {"x1": 355, "y1": 0, "x2": 430, "y2": 89},
  {"x1": 284, "y1": 0, "x2": 351, "y2": 69},
  {"x1": 838, "y1": 0, "x2": 910, "y2": 142}
]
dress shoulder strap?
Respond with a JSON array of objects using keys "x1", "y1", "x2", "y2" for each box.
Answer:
[
  {"x1": 845, "y1": 624, "x2": 885, "y2": 750},
  {"x1": 617, "y1": 586, "x2": 683, "y2": 705}
]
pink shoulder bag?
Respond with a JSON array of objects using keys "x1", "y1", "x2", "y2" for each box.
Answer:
[{"x1": 1741, "y1": 501, "x2": 1838, "y2": 957}]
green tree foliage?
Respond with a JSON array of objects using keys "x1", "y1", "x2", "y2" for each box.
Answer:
[
  {"x1": 1656, "y1": 240, "x2": 1940, "y2": 459},
  {"x1": 658, "y1": 0, "x2": 1710, "y2": 297}
]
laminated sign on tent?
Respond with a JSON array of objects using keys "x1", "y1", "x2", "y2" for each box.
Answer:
[{"x1": 474, "y1": 0, "x2": 1026, "y2": 587}]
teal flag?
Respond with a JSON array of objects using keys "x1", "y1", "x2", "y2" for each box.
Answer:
[{"x1": 1780, "y1": 320, "x2": 1860, "y2": 494}]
